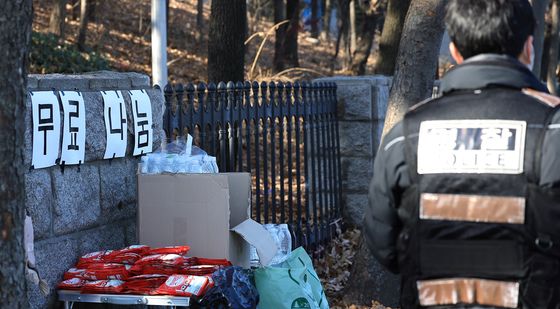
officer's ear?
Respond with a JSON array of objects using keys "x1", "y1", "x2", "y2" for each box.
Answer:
[
  {"x1": 518, "y1": 35, "x2": 534, "y2": 68},
  {"x1": 449, "y1": 42, "x2": 464, "y2": 64}
]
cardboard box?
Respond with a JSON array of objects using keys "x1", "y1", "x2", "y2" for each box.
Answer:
[{"x1": 137, "y1": 172, "x2": 254, "y2": 267}]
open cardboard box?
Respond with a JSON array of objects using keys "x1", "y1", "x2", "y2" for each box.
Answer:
[{"x1": 137, "y1": 170, "x2": 277, "y2": 268}]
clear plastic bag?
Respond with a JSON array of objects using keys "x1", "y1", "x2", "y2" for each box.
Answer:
[
  {"x1": 250, "y1": 224, "x2": 292, "y2": 267},
  {"x1": 140, "y1": 135, "x2": 219, "y2": 174}
]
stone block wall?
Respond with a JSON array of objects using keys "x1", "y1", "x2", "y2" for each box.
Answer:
[
  {"x1": 25, "y1": 72, "x2": 164, "y2": 308},
  {"x1": 314, "y1": 76, "x2": 390, "y2": 226}
]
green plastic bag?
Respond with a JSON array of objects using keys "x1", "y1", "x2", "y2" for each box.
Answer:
[{"x1": 254, "y1": 247, "x2": 329, "y2": 309}]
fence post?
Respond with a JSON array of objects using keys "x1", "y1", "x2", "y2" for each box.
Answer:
[{"x1": 163, "y1": 84, "x2": 174, "y2": 138}]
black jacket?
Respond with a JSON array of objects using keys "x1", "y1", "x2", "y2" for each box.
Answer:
[{"x1": 364, "y1": 54, "x2": 560, "y2": 274}]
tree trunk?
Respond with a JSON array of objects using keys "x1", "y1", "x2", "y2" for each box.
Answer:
[
  {"x1": 547, "y1": 0, "x2": 559, "y2": 94},
  {"x1": 283, "y1": 0, "x2": 301, "y2": 68},
  {"x1": 532, "y1": 0, "x2": 550, "y2": 79},
  {"x1": 274, "y1": 0, "x2": 287, "y2": 72},
  {"x1": 197, "y1": 0, "x2": 204, "y2": 30},
  {"x1": 332, "y1": 0, "x2": 351, "y2": 69},
  {"x1": 322, "y1": 0, "x2": 331, "y2": 41},
  {"x1": 49, "y1": 0, "x2": 67, "y2": 38},
  {"x1": 87, "y1": 0, "x2": 96, "y2": 22},
  {"x1": 0, "y1": 0, "x2": 32, "y2": 307},
  {"x1": 350, "y1": 3, "x2": 382, "y2": 75},
  {"x1": 196, "y1": 0, "x2": 204, "y2": 42},
  {"x1": 349, "y1": 0, "x2": 357, "y2": 53},
  {"x1": 70, "y1": 0, "x2": 79, "y2": 20},
  {"x1": 208, "y1": 0, "x2": 247, "y2": 82},
  {"x1": 311, "y1": 0, "x2": 320, "y2": 38},
  {"x1": 373, "y1": 0, "x2": 411, "y2": 75},
  {"x1": 383, "y1": 0, "x2": 447, "y2": 136},
  {"x1": 343, "y1": 2, "x2": 447, "y2": 306},
  {"x1": 77, "y1": 0, "x2": 90, "y2": 51}
]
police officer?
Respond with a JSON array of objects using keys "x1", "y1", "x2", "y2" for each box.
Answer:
[{"x1": 364, "y1": 0, "x2": 560, "y2": 308}]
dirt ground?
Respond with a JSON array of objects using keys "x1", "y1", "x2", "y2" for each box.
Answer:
[{"x1": 32, "y1": 0, "x2": 379, "y2": 83}]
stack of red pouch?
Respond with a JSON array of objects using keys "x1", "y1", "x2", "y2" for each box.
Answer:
[
  {"x1": 80, "y1": 263, "x2": 132, "y2": 280},
  {"x1": 58, "y1": 278, "x2": 86, "y2": 290},
  {"x1": 154, "y1": 274, "x2": 210, "y2": 297},
  {"x1": 63, "y1": 268, "x2": 86, "y2": 280},
  {"x1": 147, "y1": 246, "x2": 190, "y2": 255},
  {"x1": 123, "y1": 274, "x2": 169, "y2": 295},
  {"x1": 194, "y1": 258, "x2": 232, "y2": 267},
  {"x1": 76, "y1": 251, "x2": 106, "y2": 268},
  {"x1": 130, "y1": 254, "x2": 185, "y2": 275},
  {"x1": 81, "y1": 280, "x2": 126, "y2": 294},
  {"x1": 58, "y1": 244, "x2": 234, "y2": 298},
  {"x1": 181, "y1": 265, "x2": 220, "y2": 276}
]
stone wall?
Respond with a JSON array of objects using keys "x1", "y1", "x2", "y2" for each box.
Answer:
[
  {"x1": 314, "y1": 76, "x2": 390, "y2": 226},
  {"x1": 314, "y1": 75, "x2": 399, "y2": 306},
  {"x1": 25, "y1": 72, "x2": 164, "y2": 308}
]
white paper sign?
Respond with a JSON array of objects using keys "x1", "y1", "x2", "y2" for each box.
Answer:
[
  {"x1": 59, "y1": 91, "x2": 86, "y2": 165},
  {"x1": 102, "y1": 91, "x2": 127, "y2": 159},
  {"x1": 130, "y1": 90, "x2": 153, "y2": 156},
  {"x1": 417, "y1": 120, "x2": 526, "y2": 174},
  {"x1": 31, "y1": 91, "x2": 61, "y2": 169}
]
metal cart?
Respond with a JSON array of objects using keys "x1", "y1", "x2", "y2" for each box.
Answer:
[{"x1": 58, "y1": 290, "x2": 191, "y2": 308}]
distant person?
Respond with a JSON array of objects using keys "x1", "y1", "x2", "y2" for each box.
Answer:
[{"x1": 364, "y1": 0, "x2": 560, "y2": 308}]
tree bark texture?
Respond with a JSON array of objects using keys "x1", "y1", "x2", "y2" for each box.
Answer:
[
  {"x1": 49, "y1": 0, "x2": 67, "y2": 37},
  {"x1": 349, "y1": 0, "x2": 357, "y2": 53},
  {"x1": 322, "y1": 0, "x2": 331, "y2": 41},
  {"x1": 208, "y1": 0, "x2": 247, "y2": 82},
  {"x1": 547, "y1": 0, "x2": 559, "y2": 94},
  {"x1": 311, "y1": 0, "x2": 320, "y2": 38},
  {"x1": 70, "y1": 0, "x2": 79, "y2": 20},
  {"x1": 197, "y1": 0, "x2": 204, "y2": 30},
  {"x1": 0, "y1": 0, "x2": 32, "y2": 306},
  {"x1": 333, "y1": 0, "x2": 349, "y2": 61},
  {"x1": 374, "y1": 0, "x2": 411, "y2": 75},
  {"x1": 532, "y1": 0, "x2": 550, "y2": 79},
  {"x1": 274, "y1": 0, "x2": 287, "y2": 72},
  {"x1": 196, "y1": 0, "x2": 204, "y2": 42},
  {"x1": 77, "y1": 0, "x2": 90, "y2": 51},
  {"x1": 383, "y1": 0, "x2": 447, "y2": 136},
  {"x1": 350, "y1": 3, "x2": 383, "y2": 75},
  {"x1": 283, "y1": 0, "x2": 301, "y2": 68}
]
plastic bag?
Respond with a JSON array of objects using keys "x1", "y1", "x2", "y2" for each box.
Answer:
[
  {"x1": 124, "y1": 274, "x2": 169, "y2": 295},
  {"x1": 109, "y1": 245, "x2": 151, "y2": 256},
  {"x1": 197, "y1": 266, "x2": 259, "y2": 309},
  {"x1": 80, "y1": 264, "x2": 132, "y2": 281},
  {"x1": 134, "y1": 254, "x2": 185, "y2": 267},
  {"x1": 63, "y1": 268, "x2": 86, "y2": 280},
  {"x1": 250, "y1": 224, "x2": 292, "y2": 267},
  {"x1": 81, "y1": 280, "x2": 126, "y2": 294},
  {"x1": 253, "y1": 247, "x2": 329, "y2": 309},
  {"x1": 140, "y1": 134, "x2": 218, "y2": 174},
  {"x1": 148, "y1": 245, "x2": 191, "y2": 255},
  {"x1": 58, "y1": 278, "x2": 86, "y2": 290},
  {"x1": 155, "y1": 275, "x2": 210, "y2": 297},
  {"x1": 76, "y1": 250, "x2": 106, "y2": 268}
]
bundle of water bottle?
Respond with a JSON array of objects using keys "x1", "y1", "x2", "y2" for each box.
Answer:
[{"x1": 140, "y1": 135, "x2": 219, "y2": 174}]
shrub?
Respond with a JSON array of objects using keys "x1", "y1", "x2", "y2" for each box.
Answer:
[{"x1": 29, "y1": 32, "x2": 110, "y2": 74}]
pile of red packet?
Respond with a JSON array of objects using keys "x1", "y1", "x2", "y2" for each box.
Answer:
[
  {"x1": 123, "y1": 274, "x2": 169, "y2": 295},
  {"x1": 58, "y1": 244, "x2": 231, "y2": 297},
  {"x1": 155, "y1": 274, "x2": 210, "y2": 297}
]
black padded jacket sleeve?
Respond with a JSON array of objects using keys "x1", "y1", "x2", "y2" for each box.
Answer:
[
  {"x1": 540, "y1": 109, "x2": 560, "y2": 187},
  {"x1": 364, "y1": 122, "x2": 410, "y2": 274}
]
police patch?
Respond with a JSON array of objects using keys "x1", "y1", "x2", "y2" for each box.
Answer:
[{"x1": 417, "y1": 120, "x2": 526, "y2": 174}]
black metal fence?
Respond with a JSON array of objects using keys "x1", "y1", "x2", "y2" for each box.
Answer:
[{"x1": 162, "y1": 81, "x2": 342, "y2": 251}]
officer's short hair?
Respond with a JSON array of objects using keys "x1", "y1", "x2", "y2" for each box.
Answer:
[{"x1": 445, "y1": 0, "x2": 535, "y2": 60}]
